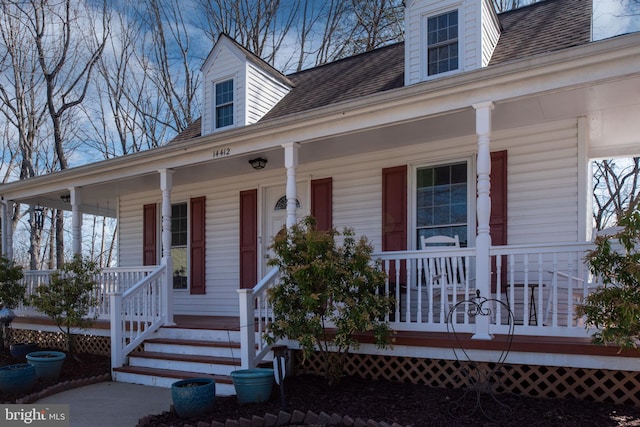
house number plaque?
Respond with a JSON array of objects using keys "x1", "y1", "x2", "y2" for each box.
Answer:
[{"x1": 213, "y1": 147, "x2": 231, "y2": 158}]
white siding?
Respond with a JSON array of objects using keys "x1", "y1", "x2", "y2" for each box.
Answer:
[
  {"x1": 117, "y1": 119, "x2": 581, "y2": 316},
  {"x1": 245, "y1": 63, "x2": 290, "y2": 125},
  {"x1": 480, "y1": 0, "x2": 500, "y2": 66},
  {"x1": 201, "y1": 44, "x2": 245, "y2": 135}
]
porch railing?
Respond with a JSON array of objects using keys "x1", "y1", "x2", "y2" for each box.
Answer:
[
  {"x1": 110, "y1": 264, "x2": 167, "y2": 369},
  {"x1": 19, "y1": 267, "x2": 157, "y2": 319},
  {"x1": 372, "y1": 242, "x2": 599, "y2": 338},
  {"x1": 237, "y1": 266, "x2": 281, "y2": 369}
]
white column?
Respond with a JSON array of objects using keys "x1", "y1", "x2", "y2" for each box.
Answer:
[
  {"x1": 0, "y1": 199, "x2": 9, "y2": 259},
  {"x1": 472, "y1": 101, "x2": 494, "y2": 340},
  {"x1": 159, "y1": 169, "x2": 175, "y2": 325},
  {"x1": 282, "y1": 142, "x2": 300, "y2": 228},
  {"x1": 70, "y1": 188, "x2": 83, "y2": 256}
]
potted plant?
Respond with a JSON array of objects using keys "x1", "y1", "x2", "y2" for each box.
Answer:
[
  {"x1": 26, "y1": 350, "x2": 67, "y2": 382},
  {"x1": 0, "y1": 256, "x2": 25, "y2": 349},
  {"x1": 10, "y1": 342, "x2": 39, "y2": 362},
  {"x1": 29, "y1": 255, "x2": 100, "y2": 354},
  {"x1": 0, "y1": 363, "x2": 36, "y2": 394},
  {"x1": 576, "y1": 202, "x2": 640, "y2": 349},
  {"x1": 230, "y1": 368, "x2": 274, "y2": 404},
  {"x1": 171, "y1": 378, "x2": 216, "y2": 418},
  {"x1": 265, "y1": 216, "x2": 394, "y2": 385}
]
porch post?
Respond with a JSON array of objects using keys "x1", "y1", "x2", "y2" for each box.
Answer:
[
  {"x1": 70, "y1": 188, "x2": 82, "y2": 256},
  {"x1": 282, "y1": 142, "x2": 300, "y2": 228},
  {"x1": 473, "y1": 101, "x2": 494, "y2": 340},
  {"x1": 0, "y1": 198, "x2": 9, "y2": 258},
  {"x1": 159, "y1": 169, "x2": 175, "y2": 326}
]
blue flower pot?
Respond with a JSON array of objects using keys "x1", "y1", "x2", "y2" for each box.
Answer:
[
  {"x1": 171, "y1": 378, "x2": 216, "y2": 418},
  {"x1": 0, "y1": 363, "x2": 36, "y2": 394},
  {"x1": 10, "y1": 343, "x2": 39, "y2": 363},
  {"x1": 26, "y1": 351, "x2": 66, "y2": 382},
  {"x1": 230, "y1": 368, "x2": 274, "y2": 404}
]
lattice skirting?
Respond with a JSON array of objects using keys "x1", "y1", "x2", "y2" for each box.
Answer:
[
  {"x1": 6, "y1": 328, "x2": 111, "y2": 356},
  {"x1": 296, "y1": 351, "x2": 640, "y2": 407}
]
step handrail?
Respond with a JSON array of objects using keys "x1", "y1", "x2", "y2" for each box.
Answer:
[
  {"x1": 110, "y1": 264, "x2": 167, "y2": 369},
  {"x1": 237, "y1": 266, "x2": 281, "y2": 369}
]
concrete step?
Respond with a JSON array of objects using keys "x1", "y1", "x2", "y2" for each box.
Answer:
[{"x1": 112, "y1": 365, "x2": 236, "y2": 395}]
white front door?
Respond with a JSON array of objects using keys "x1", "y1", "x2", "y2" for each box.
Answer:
[{"x1": 262, "y1": 183, "x2": 308, "y2": 276}]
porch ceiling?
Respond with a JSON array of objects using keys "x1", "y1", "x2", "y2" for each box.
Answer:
[{"x1": 5, "y1": 65, "x2": 640, "y2": 217}]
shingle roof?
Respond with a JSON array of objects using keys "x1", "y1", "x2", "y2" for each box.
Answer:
[{"x1": 170, "y1": 0, "x2": 592, "y2": 144}]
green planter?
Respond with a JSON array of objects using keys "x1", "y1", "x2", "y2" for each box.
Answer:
[
  {"x1": 26, "y1": 351, "x2": 66, "y2": 382},
  {"x1": 230, "y1": 368, "x2": 274, "y2": 404},
  {"x1": 171, "y1": 378, "x2": 216, "y2": 418},
  {"x1": 0, "y1": 363, "x2": 35, "y2": 394}
]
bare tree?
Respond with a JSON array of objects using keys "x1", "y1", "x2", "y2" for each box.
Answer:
[
  {"x1": 593, "y1": 158, "x2": 640, "y2": 231},
  {"x1": 15, "y1": 0, "x2": 110, "y2": 267}
]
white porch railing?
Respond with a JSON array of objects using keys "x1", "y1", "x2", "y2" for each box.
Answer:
[
  {"x1": 373, "y1": 242, "x2": 600, "y2": 338},
  {"x1": 110, "y1": 264, "x2": 167, "y2": 369},
  {"x1": 19, "y1": 267, "x2": 157, "y2": 319},
  {"x1": 237, "y1": 266, "x2": 281, "y2": 369}
]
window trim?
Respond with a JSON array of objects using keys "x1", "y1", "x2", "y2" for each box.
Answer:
[
  {"x1": 410, "y1": 156, "x2": 476, "y2": 250},
  {"x1": 421, "y1": 6, "x2": 463, "y2": 80},
  {"x1": 214, "y1": 78, "x2": 234, "y2": 130}
]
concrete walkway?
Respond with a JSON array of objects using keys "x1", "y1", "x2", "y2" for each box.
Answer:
[{"x1": 36, "y1": 382, "x2": 172, "y2": 427}]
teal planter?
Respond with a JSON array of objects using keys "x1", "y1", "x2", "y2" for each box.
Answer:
[
  {"x1": 230, "y1": 368, "x2": 274, "y2": 404},
  {"x1": 171, "y1": 378, "x2": 216, "y2": 418},
  {"x1": 26, "y1": 351, "x2": 66, "y2": 382},
  {"x1": 0, "y1": 363, "x2": 35, "y2": 394},
  {"x1": 10, "y1": 343, "x2": 39, "y2": 363}
]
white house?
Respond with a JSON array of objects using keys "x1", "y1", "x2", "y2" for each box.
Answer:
[{"x1": 2, "y1": 0, "x2": 640, "y2": 403}]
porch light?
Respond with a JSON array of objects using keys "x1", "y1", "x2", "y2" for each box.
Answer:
[
  {"x1": 249, "y1": 157, "x2": 267, "y2": 170},
  {"x1": 34, "y1": 205, "x2": 45, "y2": 231},
  {"x1": 60, "y1": 193, "x2": 71, "y2": 203}
]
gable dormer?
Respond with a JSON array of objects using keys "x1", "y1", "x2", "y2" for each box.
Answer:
[
  {"x1": 201, "y1": 34, "x2": 293, "y2": 136},
  {"x1": 405, "y1": 0, "x2": 500, "y2": 85}
]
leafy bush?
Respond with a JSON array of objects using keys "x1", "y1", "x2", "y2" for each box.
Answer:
[
  {"x1": 265, "y1": 217, "x2": 394, "y2": 384},
  {"x1": 0, "y1": 256, "x2": 25, "y2": 309},
  {"x1": 30, "y1": 255, "x2": 101, "y2": 353},
  {"x1": 576, "y1": 203, "x2": 640, "y2": 349}
]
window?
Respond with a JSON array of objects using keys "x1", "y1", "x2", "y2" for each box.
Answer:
[
  {"x1": 171, "y1": 203, "x2": 188, "y2": 290},
  {"x1": 427, "y1": 10, "x2": 458, "y2": 76},
  {"x1": 416, "y1": 162, "x2": 467, "y2": 246},
  {"x1": 215, "y1": 79, "x2": 234, "y2": 128}
]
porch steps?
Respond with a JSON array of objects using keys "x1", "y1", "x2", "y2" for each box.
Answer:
[{"x1": 112, "y1": 326, "x2": 270, "y2": 395}]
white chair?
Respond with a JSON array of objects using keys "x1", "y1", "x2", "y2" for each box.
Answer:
[{"x1": 420, "y1": 235, "x2": 467, "y2": 317}]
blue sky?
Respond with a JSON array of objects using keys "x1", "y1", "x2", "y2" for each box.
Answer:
[{"x1": 593, "y1": 0, "x2": 640, "y2": 40}]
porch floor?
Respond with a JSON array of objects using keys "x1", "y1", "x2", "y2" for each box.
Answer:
[{"x1": 12, "y1": 315, "x2": 637, "y2": 359}]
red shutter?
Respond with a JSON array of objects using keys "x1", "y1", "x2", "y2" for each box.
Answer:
[
  {"x1": 490, "y1": 150, "x2": 508, "y2": 291},
  {"x1": 382, "y1": 166, "x2": 407, "y2": 288},
  {"x1": 382, "y1": 166, "x2": 407, "y2": 251},
  {"x1": 190, "y1": 196, "x2": 206, "y2": 295},
  {"x1": 143, "y1": 204, "x2": 157, "y2": 266},
  {"x1": 240, "y1": 189, "x2": 258, "y2": 289},
  {"x1": 311, "y1": 177, "x2": 333, "y2": 231}
]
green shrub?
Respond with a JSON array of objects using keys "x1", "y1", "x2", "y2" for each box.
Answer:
[
  {"x1": 30, "y1": 255, "x2": 101, "y2": 353},
  {"x1": 0, "y1": 256, "x2": 25, "y2": 309},
  {"x1": 576, "y1": 203, "x2": 640, "y2": 349},
  {"x1": 265, "y1": 217, "x2": 394, "y2": 385}
]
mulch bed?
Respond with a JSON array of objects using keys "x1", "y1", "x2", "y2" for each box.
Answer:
[
  {"x1": 141, "y1": 373, "x2": 640, "y2": 427},
  {"x1": 2, "y1": 347, "x2": 640, "y2": 426}
]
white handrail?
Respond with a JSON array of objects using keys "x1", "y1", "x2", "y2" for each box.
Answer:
[
  {"x1": 237, "y1": 266, "x2": 281, "y2": 369},
  {"x1": 110, "y1": 264, "x2": 167, "y2": 369}
]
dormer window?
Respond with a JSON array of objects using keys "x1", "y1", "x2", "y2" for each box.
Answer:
[
  {"x1": 215, "y1": 79, "x2": 234, "y2": 129},
  {"x1": 427, "y1": 10, "x2": 459, "y2": 76}
]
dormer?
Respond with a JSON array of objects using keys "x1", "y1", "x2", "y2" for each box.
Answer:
[
  {"x1": 405, "y1": 0, "x2": 501, "y2": 85},
  {"x1": 201, "y1": 34, "x2": 293, "y2": 136}
]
